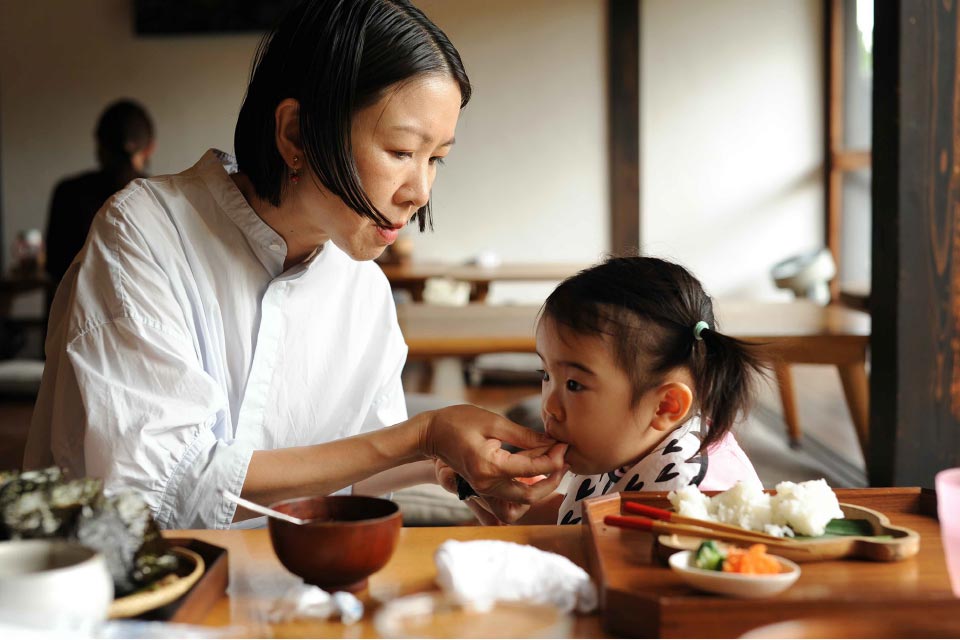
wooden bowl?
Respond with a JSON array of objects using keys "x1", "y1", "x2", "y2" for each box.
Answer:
[{"x1": 267, "y1": 495, "x2": 402, "y2": 592}]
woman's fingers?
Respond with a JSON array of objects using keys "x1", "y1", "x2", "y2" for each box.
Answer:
[
  {"x1": 492, "y1": 441, "x2": 567, "y2": 480},
  {"x1": 483, "y1": 461, "x2": 568, "y2": 504},
  {"x1": 426, "y1": 404, "x2": 568, "y2": 505},
  {"x1": 435, "y1": 460, "x2": 458, "y2": 494},
  {"x1": 464, "y1": 497, "x2": 505, "y2": 526},
  {"x1": 490, "y1": 417, "x2": 558, "y2": 451}
]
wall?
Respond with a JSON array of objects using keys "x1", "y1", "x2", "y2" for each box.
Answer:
[
  {"x1": 0, "y1": 0, "x2": 260, "y2": 254},
  {"x1": 642, "y1": 0, "x2": 824, "y2": 299},
  {"x1": 0, "y1": 0, "x2": 823, "y2": 306},
  {"x1": 0, "y1": 0, "x2": 608, "y2": 308}
]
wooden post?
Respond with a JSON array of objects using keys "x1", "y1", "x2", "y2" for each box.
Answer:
[
  {"x1": 870, "y1": 1, "x2": 960, "y2": 487},
  {"x1": 824, "y1": 0, "x2": 843, "y2": 302},
  {"x1": 608, "y1": 0, "x2": 640, "y2": 255}
]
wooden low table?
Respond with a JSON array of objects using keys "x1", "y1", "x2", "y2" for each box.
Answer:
[
  {"x1": 167, "y1": 524, "x2": 604, "y2": 638},
  {"x1": 166, "y1": 487, "x2": 957, "y2": 638},
  {"x1": 380, "y1": 261, "x2": 587, "y2": 302},
  {"x1": 397, "y1": 300, "x2": 871, "y2": 455}
]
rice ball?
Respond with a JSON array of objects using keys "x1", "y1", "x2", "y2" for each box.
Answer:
[
  {"x1": 668, "y1": 485, "x2": 711, "y2": 521},
  {"x1": 709, "y1": 481, "x2": 772, "y2": 532},
  {"x1": 770, "y1": 479, "x2": 844, "y2": 536}
]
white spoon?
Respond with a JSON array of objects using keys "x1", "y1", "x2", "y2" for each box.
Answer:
[{"x1": 221, "y1": 489, "x2": 310, "y2": 525}]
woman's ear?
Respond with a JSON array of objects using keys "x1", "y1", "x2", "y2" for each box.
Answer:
[
  {"x1": 274, "y1": 98, "x2": 303, "y2": 168},
  {"x1": 650, "y1": 382, "x2": 694, "y2": 432}
]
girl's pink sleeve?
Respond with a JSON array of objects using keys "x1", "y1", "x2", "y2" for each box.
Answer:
[{"x1": 698, "y1": 431, "x2": 762, "y2": 491}]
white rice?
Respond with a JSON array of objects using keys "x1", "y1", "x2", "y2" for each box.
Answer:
[
  {"x1": 770, "y1": 479, "x2": 845, "y2": 536},
  {"x1": 667, "y1": 478, "x2": 844, "y2": 537},
  {"x1": 668, "y1": 485, "x2": 712, "y2": 521}
]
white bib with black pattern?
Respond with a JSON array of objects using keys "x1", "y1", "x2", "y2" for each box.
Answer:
[{"x1": 556, "y1": 418, "x2": 708, "y2": 525}]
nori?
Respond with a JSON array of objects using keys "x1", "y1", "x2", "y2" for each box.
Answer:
[{"x1": 0, "y1": 467, "x2": 178, "y2": 596}]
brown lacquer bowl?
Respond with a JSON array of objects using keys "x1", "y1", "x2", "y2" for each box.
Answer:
[{"x1": 268, "y1": 495, "x2": 402, "y2": 592}]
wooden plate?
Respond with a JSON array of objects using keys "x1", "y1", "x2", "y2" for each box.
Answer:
[
  {"x1": 655, "y1": 502, "x2": 920, "y2": 564},
  {"x1": 108, "y1": 546, "x2": 205, "y2": 618}
]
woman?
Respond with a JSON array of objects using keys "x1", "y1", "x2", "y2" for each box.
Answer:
[{"x1": 25, "y1": 0, "x2": 566, "y2": 529}]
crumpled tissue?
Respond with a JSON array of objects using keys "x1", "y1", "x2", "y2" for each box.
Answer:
[
  {"x1": 268, "y1": 584, "x2": 363, "y2": 624},
  {"x1": 434, "y1": 539, "x2": 598, "y2": 614}
]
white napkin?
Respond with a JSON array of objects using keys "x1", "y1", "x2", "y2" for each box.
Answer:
[{"x1": 434, "y1": 540, "x2": 598, "y2": 613}]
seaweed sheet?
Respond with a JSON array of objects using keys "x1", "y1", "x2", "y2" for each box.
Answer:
[{"x1": 0, "y1": 467, "x2": 177, "y2": 596}]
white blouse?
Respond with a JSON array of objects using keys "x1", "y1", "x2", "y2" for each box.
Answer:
[{"x1": 25, "y1": 150, "x2": 409, "y2": 530}]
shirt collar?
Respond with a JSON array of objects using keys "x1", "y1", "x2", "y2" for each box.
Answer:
[{"x1": 193, "y1": 148, "x2": 328, "y2": 279}]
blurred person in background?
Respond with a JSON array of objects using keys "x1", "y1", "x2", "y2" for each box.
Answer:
[{"x1": 44, "y1": 99, "x2": 155, "y2": 310}]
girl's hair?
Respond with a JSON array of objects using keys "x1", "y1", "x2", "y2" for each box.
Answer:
[
  {"x1": 541, "y1": 256, "x2": 768, "y2": 452},
  {"x1": 234, "y1": 0, "x2": 471, "y2": 230}
]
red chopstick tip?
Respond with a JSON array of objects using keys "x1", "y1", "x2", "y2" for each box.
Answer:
[
  {"x1": 623, "y1": 501, "x2": 673, "y2": 521},
  {"x1": 604, "y1": 514, "x2": 655, "y2": 531}
]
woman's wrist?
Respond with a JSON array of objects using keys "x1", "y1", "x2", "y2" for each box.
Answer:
[{"x1": 415, "y1": 408, "x2": 440, "y2": 460}]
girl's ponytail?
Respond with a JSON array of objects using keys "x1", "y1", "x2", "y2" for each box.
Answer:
[{"x1": 691, "y1": 326, "x2": 769, "y2": 453}]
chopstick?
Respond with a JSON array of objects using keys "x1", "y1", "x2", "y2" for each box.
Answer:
[
  {"x1": 603, "y1": 514, "x2": 811, "y2": 553},
  {"x1": 623, "y1": 501, "x2": 785, "y2": 543}
]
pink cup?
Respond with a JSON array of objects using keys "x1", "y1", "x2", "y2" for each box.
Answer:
[{"x1": 936, "y1": 467, "x2": 960, "y2": 597}]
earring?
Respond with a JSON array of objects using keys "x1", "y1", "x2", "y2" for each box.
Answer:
[{"x1": 290, "y1": 156, "x2": 300, "y2": 184}]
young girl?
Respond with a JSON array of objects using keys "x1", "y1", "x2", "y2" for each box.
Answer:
[{"x1": 447, "y1": 256, "x2": 767, "y2": 525}]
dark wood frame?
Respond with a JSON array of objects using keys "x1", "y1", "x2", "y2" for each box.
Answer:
[
  {"x1": 870, "y1": 0, "x2": 960, "y2": 486},
  {"x1": 608, "y1": 0, "x2": 640, "y2": 255}
]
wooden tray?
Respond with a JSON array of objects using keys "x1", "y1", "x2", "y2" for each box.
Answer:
[
  {"x1": 654, "y1": 502, "x2": 920, "y2": 563},
  {"x1": 582, "y1": 488, "x2": 960, "y2": 639},
  {"x1": 134, "y1": 537, "x2": 229, "y2": 623}
]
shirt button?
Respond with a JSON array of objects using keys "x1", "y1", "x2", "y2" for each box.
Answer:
[{"x1": 268, "y1": 243, "x2": 282, "y2": 252}]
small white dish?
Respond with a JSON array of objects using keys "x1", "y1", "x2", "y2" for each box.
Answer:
[{"x1": 668, "y1": 550, "x2": 800, "y2": 599}]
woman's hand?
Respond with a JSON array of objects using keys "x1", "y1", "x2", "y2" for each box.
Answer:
[
  {"x1": 422, "y1": 405, "x2": 567, "y2": 521},
  {"x1": 434, "y1": 458, "x2": 550, "y2": 525},
  {"x1": 435, "y1": 459, "x2": 505, "y2": 525}
]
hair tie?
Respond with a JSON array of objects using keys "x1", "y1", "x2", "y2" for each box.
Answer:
[{"x1": 693, "y1": 320, "x2": 709, "y2": 341}]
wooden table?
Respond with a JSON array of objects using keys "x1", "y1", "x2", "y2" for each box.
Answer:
[
  {"x1": 380, "y1": 261, "x2": 587, "y2": 302},
  {"x1": 168, "y1": 524, "x2": 605, "y2": 638},
  {"x1": 166, "y1": 487, "x2": 958, "y2": 638},
  {"x1": 584, "y1": 488, "x2": 960, "y2": 638},
  {"x1": 397, "y1": 300, "x2": 871, "y2": 455}
]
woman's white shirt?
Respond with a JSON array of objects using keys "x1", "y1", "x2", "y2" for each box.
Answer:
[{"x1": 24, "y1": 149, "x2": 409, "y2": 529}]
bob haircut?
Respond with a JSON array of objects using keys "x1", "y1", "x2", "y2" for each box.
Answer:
[{"x1": 234, "y1": 0, "x2": 471, "y2": 230}]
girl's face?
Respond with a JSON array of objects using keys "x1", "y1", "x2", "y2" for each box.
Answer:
[
  {"x1": 295, "y1": 74, "x2": 462, "y2": 261},
  {"x1": 536, "y1": 316, "x2": 667, "y2": 475}
]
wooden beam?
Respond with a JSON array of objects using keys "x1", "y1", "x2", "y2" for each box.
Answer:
[
  {"x1": 825, "y1": 0, "x2": 844, "y2": 301},
  {"x1": 832, "y1": 149, "x2": 871, "y2": 171},
  {"x1": 870, "y1": 0, "x2": 960, "y2": 486},
  {"x1": 608, "y1": 0, "x2": 640, "y2": 255}
]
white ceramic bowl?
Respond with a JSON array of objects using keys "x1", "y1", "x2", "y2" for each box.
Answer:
[
  {"x1": 668, "y1": 550, "x2": 800, "y2": 599},
  {"x1": 0, "y1": 540, "x2": 113, "y2": 632}
]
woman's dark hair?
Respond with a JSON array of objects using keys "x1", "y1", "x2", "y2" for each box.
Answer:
[
  {"x1": 541, "y1": 256, "x2": 769, "y2": 453},
  {"x1": 95, "y1": 99, "x2": 154, "y2": 172},
  {"x1": 234, "y1": 0, "x2": 471, "y2": 230}
]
